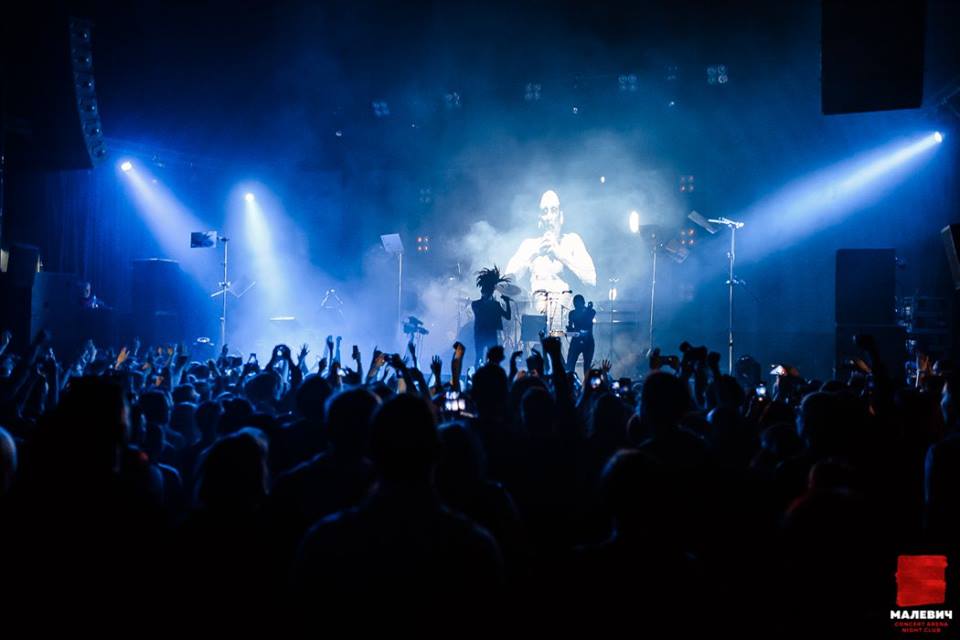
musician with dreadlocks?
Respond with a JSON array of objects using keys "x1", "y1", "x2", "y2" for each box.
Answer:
[{"x1": 471, "y1": 266, "x2": 513, "y2": 366}]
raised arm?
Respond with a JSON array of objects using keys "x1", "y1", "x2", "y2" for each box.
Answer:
[
  {"x1": 500, "y1": 297, "x2": 512, "y2": 321},
  {"x1": 450, "y1": 342, "x2": 465, "y2": 392}
]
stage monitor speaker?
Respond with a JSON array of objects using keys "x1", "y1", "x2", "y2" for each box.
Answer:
[
  {"x1": 835, "y1": 324, "x2": 907, "y2": 381},
  {"x1": 3, "y1": 14, "x2": 107, "y2": 170},
  {"x1": 941, "y1": 225, "x2": 960, "y2": 291},
  {"x1": 7, "y1": 243, "x2": 41, "y2": 289},
  {"x1": 821, "y1": 0, "x2": 926, "y2": 115},
  {"x1": 835, "y1": 249, "x2": 896, "y2": 326}
]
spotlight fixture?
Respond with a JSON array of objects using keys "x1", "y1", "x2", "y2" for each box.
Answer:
[
  {"x1": 244, "y1": 193, "x2": 255, "y2": 202},
  {"x1": 679, "y1": 175, "x2": 696, "y2": 193},
  {"x1": 371, "y1": 100, "x2": 390, "y2": 117},
  {"x1": 707, "y1": 65, "x2": 729, "y2": 85},
  {"x1": 443, "y1": 92, "x2": 462, "y2": 109},
  {"x1": 524, "y1": 82, "x2": 542, "y2": 102},
  {"x1": 934, "y1": 131, "x2": 944, "y2": 143},
  {"x1": 618, "y1": 74, "x2": 638, "y2": 92},
  {"x1": 628, "y1": 211, "x2": 640, "y2": 234},
  {"x1": 120, "y1": 160, "x2": 133, "y2": 172}
]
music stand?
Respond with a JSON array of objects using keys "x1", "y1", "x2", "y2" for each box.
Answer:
[
  {"x1": 190, "y1": 231, "x2": 217, "y2": 248},
  {"x1": 381, "y1": 233, "x2": 404, "y2": 324}
]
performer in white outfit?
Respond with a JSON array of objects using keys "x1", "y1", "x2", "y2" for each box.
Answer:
[{"x1": 505, "y1": 190, "x2": 597, "y2": 331}]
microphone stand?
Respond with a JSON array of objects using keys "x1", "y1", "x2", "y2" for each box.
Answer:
[
  {"x1": 708, "y1": 217, "x2": 745, "y2": 374},
  {"x1": 219, "y1": 236, "x2": 229, "y2": 349},
  {"x1": 649, "y1": 243, "x2": 658, "y2": 351}
]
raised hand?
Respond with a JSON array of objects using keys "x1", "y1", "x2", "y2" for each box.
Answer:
[
  {"x1": 450, "y1": 342, "x2": 465, "y2": 391},
  {"x1": 527, "y1": 349, "x2": 544, "y2": 377},
  {"x1": 431, "y1": 355, "x2": 442, "y2": 379},
  {"x1": 600, "y1": 359, "x2": 612, "y2": 373},
  {"x1": 542, "y1": 336, "x2": 562, "y2": 358},
  {"x1": 509, "y1": 349, "x2": 523, "y2": 380},
  {"x1": 317, "y1": 357, "x2": 328, "y2": 373},
  {"x1": 407, "y1": 340, "x2": 417, "y2": 367},
  {"x1": 298, "y1": 343, "x2": 310, "y2": 363},
  {"x1": 389, "y1": 353, "x2": 406, "y2": 370},
  {"x1": 352, "y1": 344, "x2": 361, "y2": 362}
]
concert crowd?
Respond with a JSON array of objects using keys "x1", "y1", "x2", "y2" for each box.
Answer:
[{"x1": 0, "y1": 326, "x2": 955, "y2": 635}]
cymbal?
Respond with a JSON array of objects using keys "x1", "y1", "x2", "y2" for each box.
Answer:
[{"x1": 496, "y1": 282, "x2": 523, "y2": 297}]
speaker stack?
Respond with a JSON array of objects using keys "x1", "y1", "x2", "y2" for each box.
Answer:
[
  {"x1": 131, "y1": 259, "x2": 185, "y2": 346},
  {"x1": 821, "y1": 0, "x2": 926, "y2": 115}
]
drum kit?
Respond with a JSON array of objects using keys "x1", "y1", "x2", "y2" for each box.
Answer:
[{"x1": 450, "y1": 280, "x2": 572, "y2": 353}]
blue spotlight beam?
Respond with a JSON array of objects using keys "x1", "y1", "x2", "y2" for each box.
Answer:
[
  {"x1": 236, "y1": 187, "x2": 287, "y2": 310},
  {"x1": 742, "y1": 131, "x2": 944, "y2": 252},
  {"x1": 119, "y1": 163, "x2": 213, "y2": 280}
]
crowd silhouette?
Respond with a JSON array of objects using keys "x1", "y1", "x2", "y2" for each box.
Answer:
[{"x1": 0, "y1": 327, "x2": 956, "y2": 635}]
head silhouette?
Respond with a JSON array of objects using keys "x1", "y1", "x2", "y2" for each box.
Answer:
[
  {"x1": 476, "y1": 265, "x2": 509, "y2": 298},
  {"x1": 639, "y1": 371, "x2": 691, "y2": 435},
  {"x1": 195, "y1": 427, "x2": 269, "y2": 512},
  {"x1": 370, "y1": 394, "x2": 439, "y2": 486},
  {"x1": 326, "y1": 387, "x2": 380, "y2": 457}
]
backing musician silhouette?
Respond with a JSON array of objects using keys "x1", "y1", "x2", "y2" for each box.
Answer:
[{"x1": 566, "y1": 294, "x2": 596, "y2": 373}]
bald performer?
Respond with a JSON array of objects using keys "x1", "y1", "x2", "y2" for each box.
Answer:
[{"x1": 506, "y1": 190, "x2": 597, "y2": 315}]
